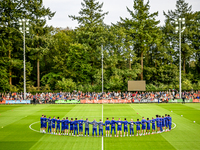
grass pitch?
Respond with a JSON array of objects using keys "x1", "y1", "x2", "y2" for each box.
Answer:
[{"x1": 0, "y1": 103, "x2": 200, "y2": 150}]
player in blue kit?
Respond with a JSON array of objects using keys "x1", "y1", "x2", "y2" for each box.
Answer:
[
  {"x1": 56, "y1": 117, "x2": 61, "y2": 135},
  {"x1": 168, "y1": 115, "x2": 172, "y2": 130},
  {"x1": 135, "y1": 119, "x2": 141, "y2": 136},
  {"x1": 73, "y1": 118, "x2": 79, "y2": 136},
  {"x1": 161, "y1": 116, "x2": 165, "y2": 131},
  {"x1": 123, "y1": 118, "x2": 129, "y2": 137},
  {"x1": 40, "y1": 115, "x2": 44, "y2": 133},
  {"x1": 47, "y1": 117, "x2": 52, "y2": 134},
  {"x1": 65, "y1": 117, "x2": 70, "y2": 135},
  {"x1": 52, "y1": 116, "x2": 56, "y2": 134},
  {"x1": 91, "y1": 119, "x2": 98, "y2": 137},
  {"x1": 150, "y1": 117, "x2": 156, "y2": 134},
  {"x1": 155, "y1": 115, "x2": 160, "y2": 133},
  {"x1": 141, "y1": 117, "x2": 146, "y2": 136},
  {"x1": 128, "y1": 119, "x2": 135, "y2": 136},
  {"x1": 146, "y1": 118, "x2": 151, "y2": 135},
  {"x1": 84, "y1": 118, "x2": 90, "y2": 137},
  {"x1": 159, "y1": 116, "x2": 163, "y2": 132},
  {"x1": 61, "y1": 118, "x2": 65, "y2": 135},
  {"x1": 42, "y1": 115, "x2": 47, "y2": 133},
  {"x1": 98, "y1": 119, "x2": 105, "y2": 137},
  {"x1": 78, "y1": 118, "x2": 84, "y2": 136},
  {"x1": 164, "y1": 114, "x2": 169, "y2": 131},
  {"x1": 69, "y1": 118, "x2": 74, "y2": 136},
  {"x1": 110, "y1": 117, "x2": 117, "y2": 137},
  {"x1": 116, "y1": 118, "x2": 123, "y2": 137},
  {"x1": 105, "y1": 118, "x2": 110, "y2": 137}
]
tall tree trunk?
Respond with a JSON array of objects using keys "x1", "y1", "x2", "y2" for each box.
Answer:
[
  {"x1": 128, "y1": 58, "x2": 131, "y2": 69},
  {"x1": 37, "y1": 56, "x2": 40, "y2": 90},
  {"x1": 9, "y1": 49, "x2": 12, "y2": 85},
  {"x1": 141, "y1": 51, "x2": 143, "y2": 80},
  {"x1": 183, "y1": 58, "x2": 186, "y2": 74}
]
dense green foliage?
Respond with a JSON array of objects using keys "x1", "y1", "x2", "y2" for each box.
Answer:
[{"x1": 0, "y1": 0, "x2": 200, "y2": 92}]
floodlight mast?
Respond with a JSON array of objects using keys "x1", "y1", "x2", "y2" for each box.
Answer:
[
  {"x1": 101, "y1": 45, "x2": 104, "y2": 94},
  {"x1": 175, "y1": 18, "x2": 185, "y2": 99},
  {"x1": 19, "y1": 19, "x2": 29, "y2": 100}
]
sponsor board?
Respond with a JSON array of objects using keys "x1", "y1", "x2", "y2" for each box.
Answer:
[
  {"x1": 193, "y1": 99, "x2": 200, "y2": 102},
  {"x1": 168, "y1": 99, "x2": 193, "y2": 103},
  {"x1": 55, "y1": 100, "x2": 80, "y2": 104},
  {"x1": 6, "y1": 100, "x2": 31, "y2": 104},
  {"x1": 80, "y1": 99, "x2": 132, "y2": 104}
]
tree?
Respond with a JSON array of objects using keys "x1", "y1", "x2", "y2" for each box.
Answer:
[
  {"x1": 0, "y1": 0, "x2": 55, "y2": 91},
  {"x1": 119, "y1": 0, "x2": 161, "y2": 80},
  {"x1": 191, "y1": 11, "x2": 200, "y2": 81},
  {"x1": 102, "y1": 25, "x2": 141, "y2": 90},
  {"x1": 163, "y1": 0, "x2": 197, "y2": 74},
  {"x1": 26, "y1": 0, "x2": 55, "y2": 90},
  {"x1": 69, "y1": 0, "x2": 109, "y2": 85},
  {"x1": 0, "y1": 0, "x2": 23, "y2": 87}
]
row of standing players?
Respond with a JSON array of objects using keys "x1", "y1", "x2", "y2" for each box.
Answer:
[{"x1": 40, "y1": 114, "x2": 172, "y2": 137}]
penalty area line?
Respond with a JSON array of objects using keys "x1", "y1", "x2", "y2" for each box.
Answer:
[{"x1": 29, "y1": 121, "x2": 40, "y2": 133}]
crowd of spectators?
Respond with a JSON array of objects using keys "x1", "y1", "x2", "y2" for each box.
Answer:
[{"x1": 0, "y1": 90, "x2": 200, "y2": 102}]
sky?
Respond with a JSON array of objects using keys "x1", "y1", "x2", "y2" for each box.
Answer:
[{"x1": 43, "y1": 0, "x2": 200, "y2": 29}]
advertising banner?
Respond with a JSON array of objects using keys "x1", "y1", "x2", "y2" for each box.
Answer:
[
  {"x1": 168, "y1": 99, "x2": 193, "y2": 103},
  {"x1": 80, "y1": 99, "x2": 132, "y2": 104},
  {"x1": 55, "y1": 100, "x2": 80, "y2": 104},
  {"x1": 6, "y1": 100, "x2": 31, "y2": 104},
  {"x1": 0, "y1": 100, "x2": 6, "y2": 104},
  {"x1": 193, "y1": 99, "x2": 200, "y2": 102}
]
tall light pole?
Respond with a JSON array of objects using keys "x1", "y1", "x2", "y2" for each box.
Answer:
[
  {"x1": 101, "y1": 45, "x2": 104, "y2": 94},
  {"x1": 19, "y1": 19, "x2": 29, "y2": 100},
  {"x1": 175, "y1": 18, "x2": 185, "y2": 99}
]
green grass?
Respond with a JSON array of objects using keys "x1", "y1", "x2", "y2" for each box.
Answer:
[{"x1": 0, "y1": 103, "x2": 200, "y2": 150}]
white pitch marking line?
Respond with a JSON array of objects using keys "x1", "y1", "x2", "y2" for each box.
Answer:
[
  {"x1": 29, "y1": 121, "x2": 40, "y2": 133},
  {"x1": 102, "y1": 105, "x2": 103, "y2": 150},
  {"x1": 172, "y1": 122, "x2": 176, "y2": 130}
]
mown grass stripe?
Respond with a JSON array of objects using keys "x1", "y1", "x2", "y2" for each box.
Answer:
[{"x1": 30, "y1": 104, "x2": 102, "y2": 150}]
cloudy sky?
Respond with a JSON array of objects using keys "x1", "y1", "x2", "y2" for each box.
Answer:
[{"x1": 43, "y1": 0, "x2": 200, "y2": 29}]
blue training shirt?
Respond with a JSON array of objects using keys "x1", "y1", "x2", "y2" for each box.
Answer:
[
  {"x1": 52, "y1": 118, "x2": 56, "y2": 125},
  {"x1": 141, "y1": 119, "x2": 146, "y2": 126},
  {"x1": 116, "y1": 120, "x2": 123, "y2": 128},
  {"x1": 135, "y1": 121, "x2": 141, "y2": 127},
  {"x1": 69, "y1": 120, "x2": 74, "y2": 127},
  {"x1": 159, "y1": 117, "x2": 162, "y2": 125},
  {"x1": 168, "y1": 116, "x2": 172, "y2": 125},
  {"x1": 155, "y1": 117, "x2": 160, "y2": 126},
  {"x1": 162, "y1": 118, "x2": 165, "y2": 126},
  {"x1": 146, "y1": 120, "x2": 150, "y2": 128},
  {"x1": 111, "y1": 120, "x2": 116, "y2": 128},
  {"x1": 164, "y1": 117, "x2": 168, "y2": 125},
  {"x1": 40, "y1": 117, "x2": 43, "y2": 125},
  {"x1": 78, "y1": 120, "x2": 84, "y2": 128},
  {"x1": 123, "y1": 120, "x2": 129, "y2": 128},
  {"x1": 150, "y1": 119, "x2": 155, "y2": 125},
  {"x1": 61, "y1": 120, "x2": 65, "y2": 126},
  {"x1": 43, "y1": 117, "x2": 47, "y2": 125},
  {"x1": 65, "y1": 119, "x2": 70, "y2": 126},
  {"x1": 57, "y1": 119, "x2": 61, "y2": 126},
  {"x1": 48, "y1": 119, "x2": 52, "y2": 127},
  {"x1": 105, "y1": 120, "x2": 110, "y2": 127},
  {"x1": 73, "y1": 120, "x2": 79, "y2": 128}
]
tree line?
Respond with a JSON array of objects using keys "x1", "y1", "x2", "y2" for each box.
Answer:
[{"x1": 0, "y1": 0, "x2": 200, "y2": 92}]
